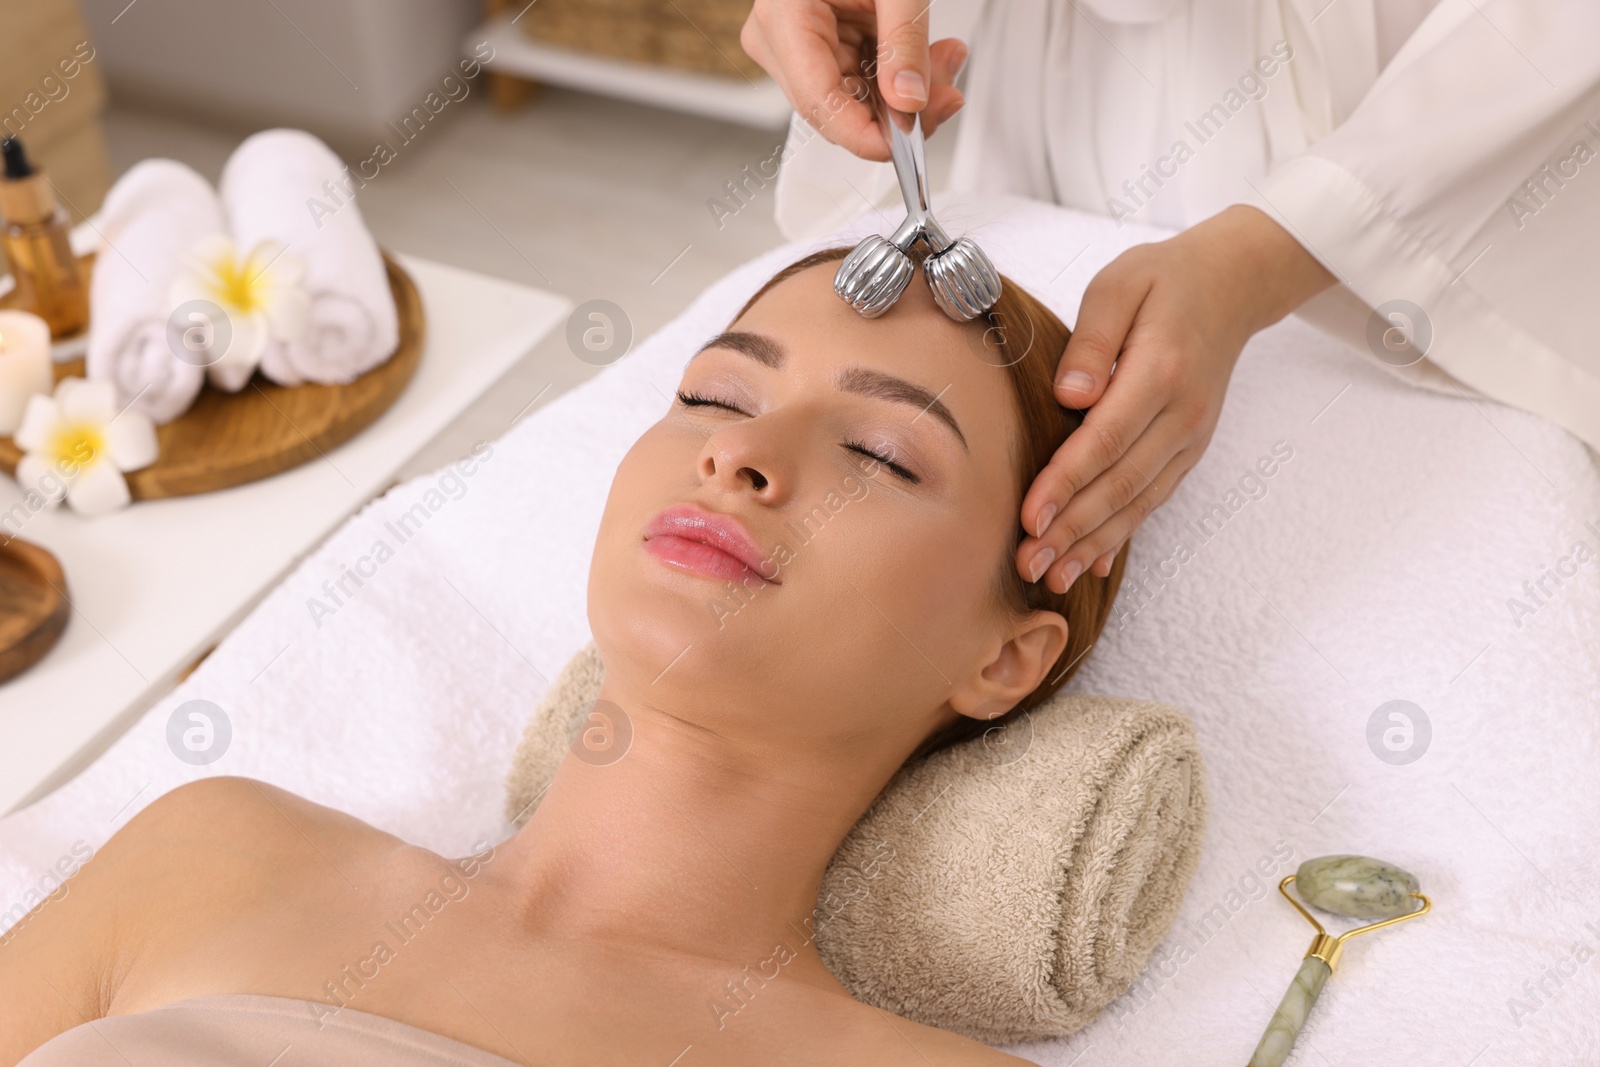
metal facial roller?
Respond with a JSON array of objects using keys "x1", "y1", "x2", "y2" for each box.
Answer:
[
  {"x1": 1247, "y1": 854, "x2": 1432, "y2": 1067},
  {"x1": 833, "y1": 39, "x2": 1001, "y2": 322}
]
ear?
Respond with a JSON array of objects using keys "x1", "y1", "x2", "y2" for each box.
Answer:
[{"x1": 948, "y1": 610, "x2": 1070, "y2": 722}]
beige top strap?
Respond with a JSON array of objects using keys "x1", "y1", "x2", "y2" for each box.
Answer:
[{"x1": 20, "y1": 995, "x2": 525, "y2": 1067}]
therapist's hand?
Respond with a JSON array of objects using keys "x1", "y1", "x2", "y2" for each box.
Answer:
[
  {"x1": 741, "y1": 0, "x2": 970, "y2": 161},
  {"x1": 1018, "y1": 205, "x2": 1337, "y2": 593}
]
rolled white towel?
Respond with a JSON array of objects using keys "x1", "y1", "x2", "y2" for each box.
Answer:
[
  {"x1": 219, "y1": 129, "x2": 398, "y2": 387},
  {"x1": 85, "y1": 160, "x2": 227, "y2": 424}
]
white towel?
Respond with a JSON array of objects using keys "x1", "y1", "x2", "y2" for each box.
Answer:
[
  {"x1": 218, "y1": 129, "x2": 398, "y2": 387},
  {"x1": 84, "y1": 160, "x2": 227, "y2": 425},
  {"x1": 6, "y1": 196, "x2": 1599, "y2": 1063}
]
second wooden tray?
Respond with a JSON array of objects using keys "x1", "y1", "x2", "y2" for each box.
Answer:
[{"x1": 0, "y1": 537, "x2": 68, "y2": 683}]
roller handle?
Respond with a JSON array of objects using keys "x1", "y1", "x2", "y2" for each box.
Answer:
[
  {"x1": 1247, "y1": 955, "x2": 1331, "y2": 1067},
  {"x1": 855, "y1": 38, "x2": 950, "y2": 253}
]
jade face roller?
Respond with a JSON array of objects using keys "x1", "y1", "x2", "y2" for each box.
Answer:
[
  {"x1": 833, "y1": 40, "x2": 1001, "y2": 322},
  {"x1": 1248, "y1": 855, "x2": 1431, "y2": 1067}
]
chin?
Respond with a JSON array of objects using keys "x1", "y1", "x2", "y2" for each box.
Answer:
[{"x1": 587, "y1": 526, "x2": 735, "y2": 697}]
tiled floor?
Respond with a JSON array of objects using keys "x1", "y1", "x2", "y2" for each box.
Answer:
[{"x1": 105, "y1": 86, "x2": 797, "y2": 478}]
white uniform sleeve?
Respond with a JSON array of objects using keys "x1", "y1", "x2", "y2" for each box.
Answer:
[{"x1": 1242, "y1": 0, "x2": 1600, "y2": 457}]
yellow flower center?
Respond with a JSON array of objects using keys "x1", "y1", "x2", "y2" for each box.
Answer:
[
  {"x1": 50, "y1": 423, "x2": 104, "y2": 471},
  {"x1": 206, "y1": 250, "x2": 270, "y2": 314}
]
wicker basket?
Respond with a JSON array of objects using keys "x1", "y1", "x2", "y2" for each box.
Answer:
[{"x1": 519, "y1": 0, "x2": 764, "y2": 80}]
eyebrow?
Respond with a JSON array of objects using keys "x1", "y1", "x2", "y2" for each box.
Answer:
[
  {"x1": 698, "y1": 330, "x2": 784, "y2": 368},
  {"x1": 696, "y1": 331, "x2": 968, "y2": 451}
]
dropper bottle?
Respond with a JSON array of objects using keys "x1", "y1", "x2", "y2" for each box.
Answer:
[{"x1": 0, "y1": 137, "x2": 89, "y2": 339}]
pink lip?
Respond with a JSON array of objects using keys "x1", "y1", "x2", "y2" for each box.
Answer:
[{"x1": 643, "y1": 503, "x2": 778, "y2": 586}]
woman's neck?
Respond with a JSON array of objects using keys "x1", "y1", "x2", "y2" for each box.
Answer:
[{"x1": 493, "y1": 687, "x2": 903, "y2": 990}]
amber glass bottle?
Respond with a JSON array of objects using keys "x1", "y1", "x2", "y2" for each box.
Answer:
[{"x1": 0, "y1": 137, "x2": 89, "y2": 339}]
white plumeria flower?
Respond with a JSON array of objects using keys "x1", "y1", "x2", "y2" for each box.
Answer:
[
  {"x1": 169, "y1": 234, "x2": 310, "y2": 391},
  {"x1": 13, "y1": 377, "x2": 158, "y2": 517}
]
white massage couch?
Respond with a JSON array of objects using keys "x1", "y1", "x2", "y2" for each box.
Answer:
[{"x1": 3, "y1": 196, "x2": 1598, "y2": 1064}]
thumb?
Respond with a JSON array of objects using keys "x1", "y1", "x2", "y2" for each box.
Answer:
[
  {"x1": 875, "y1": 0, "x2": 932, "y2": 111},
  {"x1": 1055, "y1": 270, "x2": 1144, "y2": 407}
]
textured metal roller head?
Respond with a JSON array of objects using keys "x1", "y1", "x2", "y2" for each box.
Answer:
[
  {"x1": 834, "y1": 235, "x2": 914, "y2": 319},
  {"x1": 924, "y1": 237, "x2": 1003, "y2": 321}
]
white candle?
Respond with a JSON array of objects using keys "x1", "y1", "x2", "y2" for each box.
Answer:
[{"x1": 0, "y1": 310, "x2": 54, "y2": 436}]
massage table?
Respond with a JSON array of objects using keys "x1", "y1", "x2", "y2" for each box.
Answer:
[{"x1": 3, "y1": 195, "x2": 1597, "y2": 1064}]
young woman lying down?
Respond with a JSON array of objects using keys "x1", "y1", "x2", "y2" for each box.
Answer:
[{"x1": 1, "y1": 248, "x2": 1128, "y2": 1066}]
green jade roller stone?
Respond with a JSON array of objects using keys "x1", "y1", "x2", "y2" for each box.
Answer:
[
  {"x1": 1295, "y1": 854, "x2": 1420, "y2": 919},
  {"x1": 1250, "y1": 855, "x2": 1424, "y2": 1067}
]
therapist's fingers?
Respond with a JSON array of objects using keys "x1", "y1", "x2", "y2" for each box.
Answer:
[
  {"x1": 741, "y1": 1, "x2": 888, "y2": 160},
  {"x1": 741, "y1": 2, "x2": 967, "y2": 159},
  {"x1": 1017, "y1": 404, "x2": 1186, "y2": 590},
  {"x1": 1053, "y1": 263, "x2": 1149, "y2": 411},
  {"x1": 873, "y1": 0, "x2": 932, "y2": 111},
  {"x1": 1019, "y1": 266, "x2": 1148, "y2": 544},
  {"x1": 1022, "y1": 384, "x2": 1164, "y2": 560},
  {"x1": 1040, "y1": 447, "x2": 1198, "y2": 594},
  {"x1": 866, "y1": 36, "x2": 966, "y2": 148},
  {"x1": 919, "y1": 38, "x2": 970, "y2": 138}
]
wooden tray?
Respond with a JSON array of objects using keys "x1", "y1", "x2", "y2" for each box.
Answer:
[
  {"x1": 0, "y1": 537, "x2": 68, "y2": 683},
  {"x1": 0, "y1": 253, "x2": 424, "y2": 499}
]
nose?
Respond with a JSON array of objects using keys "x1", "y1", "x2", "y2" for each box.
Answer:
[{"x1": 696, "y1": 421, "x2": 790, "y2": 504}]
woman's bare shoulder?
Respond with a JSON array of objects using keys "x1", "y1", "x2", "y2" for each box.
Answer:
[
  {"x1": 106, "y1": 775, "x2": 405, "y2": 933},
  {"x1": 67, "y1": 777, "x2": 380, "y2": 904},
  {"x1": 0, "y1": 776, "x2": 392, "y2": 1065},
  {"x1": 121, "y1": 775, "x2": 404, "y2": 878},
  {"x1": 127, "y1": 775, "x2": 378, "y2": 847}
]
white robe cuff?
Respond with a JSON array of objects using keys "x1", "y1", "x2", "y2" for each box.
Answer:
[{"x1": 1246, "y1": 138, "x2": 1600, "y2": 462}]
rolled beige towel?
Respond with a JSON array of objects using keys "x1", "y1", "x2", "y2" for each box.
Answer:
[{"x1": 506, "y1": 643, "x2": 1206, "y2": 1044}]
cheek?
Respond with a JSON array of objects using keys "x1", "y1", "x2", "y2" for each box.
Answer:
[
  {"x1": 586, "y1": 426, "x2": 701, "y2": 669},
  {"x1": 593, "y1": 432, "x2": 663, "y2": 567},
  {"x1": 824, "y1": 489, "x2": 1011, "y2": 673},
  {"x1": 594, "y1": 418, "x2": 708, "y2": 538}
]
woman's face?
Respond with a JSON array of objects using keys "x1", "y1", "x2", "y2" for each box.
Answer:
[{"x1": 588, "y1": 261, "x2": 1065, "y2": 755}]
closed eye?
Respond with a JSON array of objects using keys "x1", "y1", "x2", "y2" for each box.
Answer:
[
  {"x1": 845, "y1": 441, "x2": 918, "y2": 484},
  {"x1": 676, "y1": 389, "x2": 749, "y2": 416}
]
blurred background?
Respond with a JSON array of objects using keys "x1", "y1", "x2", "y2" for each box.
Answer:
[{"x1": 0, "y1": 0, "x2": 892, "y2": 474}]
